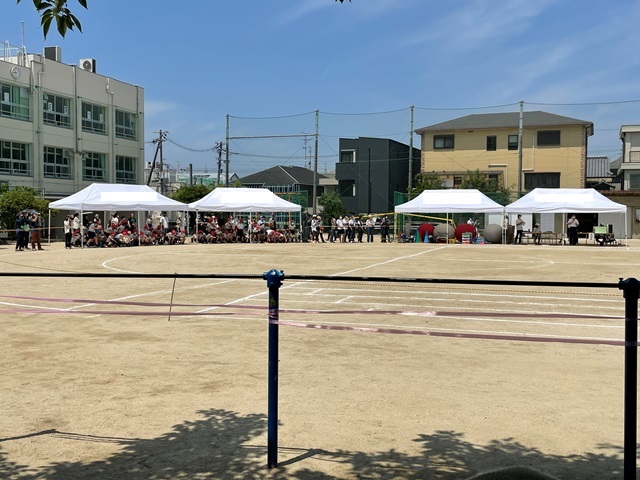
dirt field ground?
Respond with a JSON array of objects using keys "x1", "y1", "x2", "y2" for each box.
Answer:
[{"x1": 1, "y1": 239, "x2": 639, "y2": 479}]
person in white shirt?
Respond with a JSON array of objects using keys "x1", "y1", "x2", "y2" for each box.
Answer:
[
  {"x1": 567, "y1": 214, "x2": 579, "y2": 245},
  {"x1": 514, "y1": 214, "x2": 525, "y2": 244}
]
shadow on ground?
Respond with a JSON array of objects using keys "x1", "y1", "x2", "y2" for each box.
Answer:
[{"x1": 0, "y1": 409, "x2": 628, "y2": 479}]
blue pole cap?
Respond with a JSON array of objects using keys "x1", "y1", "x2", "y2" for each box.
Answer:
[{"x1": 263, "y1": 269, "x2": 285, "y2": 288}]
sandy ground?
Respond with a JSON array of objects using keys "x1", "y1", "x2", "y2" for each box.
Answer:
[{"x1": 0, "y1": 239, "x2": 639, "y2": 479}]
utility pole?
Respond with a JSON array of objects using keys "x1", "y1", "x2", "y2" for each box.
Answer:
[
  {"x1": 159, "y1": 130, "x2": 165, "y2": 196},
  {"x1": 408, "y1": 105, "x2": 414, "y2": 191},
  {"x1": 313, "y1": 110, "x2": 319, "y2": 214},
  {"x1": 149, "y1": 130, "x2": 168, "y2": 194},
  {"x1": 216, "y1": 142, "x2": 223, "y2": 186},
  {"x1": 225, "y1": 114, "x2": 230, "y2": 187},
  {"x1": 518, "y1": 100, "x2": 524, "y2": 197}
]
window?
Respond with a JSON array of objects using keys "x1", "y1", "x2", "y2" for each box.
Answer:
[
  {"x1": 83, "y1": 152, "x2": 106, "y2": 181},
  {"x1": 434, "y1": 134, "x2": 454, "y2": 150},
  {"x1": 42, "y1": 93, "x2": 71, "y2": 128},
  {"x1": 82, "y1": 102, "x2": 106, "y2": 134},
  {"x1": 453, "y1": 175, "x2": 463, "y2": 186},
  {"x1": 537, "y1": 130, "x2": 561, "y2": 146},
  {"x1": 340, "y1": 150, "x2": 355, "y2": 163},
  {"x1": 629, "y1": 172, "x2": 640, "y2": 189},
  {"x1": 524, "y1": 172, "x2": 560, "y2": 189},
  {"x1": 116, "y1": 155, "x2": 137, "y2": 184},
  {"x1": 115, "y1": 110, "x2": 137, "y2": 140},
  {"x1": 0, "y1": 82, "x2": 30, "y2": 121},
  {"x1": 508, "y1": 134, "x2": 518, "y2": 150},
  {"x1": 43, "y1": 146, "x2": 72, "y2": 178},
  {"x1": 339, "y1": 180, "x2": 356, "y2": 197},
  {"x1": 0, "y1": 140, "x2": 30, "y2": 175},
  {"x1": 486, "y1": 136, "x2": 497, "y2": 151}
]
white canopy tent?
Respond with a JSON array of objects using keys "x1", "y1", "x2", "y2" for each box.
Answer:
[
  {"x1": 48, "y1": 183, "x2": 188, "y2": 245},
  {"x1": 505, "y1": 188, "x2": 628, "y2": 239},
  {"x1": 394, "y1": 189, "x2": 505, "y2": 242},
  {"x1": 394, "y1": 189, "x2": 505, "y2": 214},
  {"x1": 189, "y1": 188, "x2": 302, "y2": 241},
  {"x1": 188, "y1": 187, "x2": 302, "y2": 213}
]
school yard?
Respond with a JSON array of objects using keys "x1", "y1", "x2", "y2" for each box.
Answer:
[{"x1": 1, "y1": 239, "x2": 639, "y2": 479}]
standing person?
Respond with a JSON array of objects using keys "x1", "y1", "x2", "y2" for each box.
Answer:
[
  {"x1": 514, "y1": 214, "x2": 525, "y2": 244},
  {"x1": 336, "y1": 215, "x2": 345, "y2": 243},
  {"x1": 64, "y1": 215, "x2": 72, "y2": 249},
  {"x1": 317, "y1": 216, "x2": 325, "y2": 243},
  {"x1": 329, "y1": 216, "x2": 336, "y2": 243},
  {"x1": 380, "y1": 215, "x2": 389, "y2": 243},
  {"x1": 159, "y1": 212, "x2": 168, "y2": 237},
  {"x1": 127, "y1": 212, "x2": 137, "y2": 231},
  {"x1": 236, "y1": 216, "x2": 245, "y2": 242},
  {"x1": 15, "y1": 213, "x2": 25, "y2": 251},
  {"x1": 365, "y1": 216, "x2": 374, "y2": 243},
  {"x1": 567, "y1": 214, "x2": 579, "y2": 245},
  {"x1": 348, "y1": 215, "x2": 356, "y2": 243},
  {"x1": 310, "y1": 215, "x2": 319, "y2": 243},
  {"x1": 30, "y1": 212, "x2": 44, "y2": 250}
]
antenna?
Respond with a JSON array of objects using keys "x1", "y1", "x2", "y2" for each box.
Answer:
[{"x1": 21, "y1": 21, "x2": 25, "y2": 66}]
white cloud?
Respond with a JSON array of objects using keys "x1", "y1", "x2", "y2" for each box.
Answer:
[
  {"x1": 144, "y1": 100, "x2": 178, "y2": 119},
  {"x1": 275, "y1": 0, "x2": 332, "y2": 26},
  {"x1": 403, "y1": 0, "x2": 559, "y2": 50}
]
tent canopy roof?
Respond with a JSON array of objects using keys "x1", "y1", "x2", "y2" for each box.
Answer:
[
  {"x1": 49, "y1": 183, "x2": 187, "y2": 211},
  {"x1": 505, "y1": 188, "x2": 626, "y2": 213},
  {"x1": 188, "y1": 187, "x2": 301, "y2": 212},
  {"x1": 394, "y1": 189, "x2": 504, "y2": 214}
]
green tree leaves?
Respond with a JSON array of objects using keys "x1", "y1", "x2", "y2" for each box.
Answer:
[
  {"x1": 317, "y1": 191, "x2": 345, "y2": 218},
  {"x1": 16, "y1": 0, "x2": 87, "y2": 38},
  {"x1": 170, "y1": 184, "x2": 213, "y2": 204},
  {"x1": 0, "y1": 186, "x2": 51, "y2": 230}
]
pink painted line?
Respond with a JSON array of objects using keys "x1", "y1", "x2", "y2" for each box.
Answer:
[
  {"x1": 0, "y1": 295, "x2": 620, "y2": 321},
  {"x1": 271, "y1": 320, "x2": 625, "y2": 347},
  {"x1": 0, "y1": 294, "x2": 262, "y2": 309},
  {"x1": 0, "y1": 309, "x2": 254, "y2": 317}
]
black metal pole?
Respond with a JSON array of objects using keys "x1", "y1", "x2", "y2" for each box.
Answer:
[
  {"x1": 619, "y1": 277, "x2": 640, "y2": 480},
  {"x1": 264, "y1": 269, "x2": 284, "y2": 469}
]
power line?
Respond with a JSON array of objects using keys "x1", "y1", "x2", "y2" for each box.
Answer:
[{"x1": 165, "y1": 136, "x2": 217, "y2": 153}]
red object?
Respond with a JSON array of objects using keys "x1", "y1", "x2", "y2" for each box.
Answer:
[
  {"x1": 455, "y1": 223, "x2": 477, "y2": 242},
  {"x1": 417, "y1": 223, "x2": 434, "y2": 241}
]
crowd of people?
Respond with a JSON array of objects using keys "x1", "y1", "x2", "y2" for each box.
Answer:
[
  {"x1": 62, "y1": 212, "x2": 187, "y2": 248},
  {"x1": 13, "y1": 210, "x2": 397, "y2": 250},
  {"x1": 14, "y1": 211, "x2": 44, "y2": 251},
  {"x1": 306, "y1": 214, "x2": 391, "y2": 243},
  {"x1": 192, "y1": 214, "x2": 300, "y2": 243}
]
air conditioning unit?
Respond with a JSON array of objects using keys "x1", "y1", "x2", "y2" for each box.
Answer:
[
  {"x1": 79, "y1": 58, "x2": 96, "y2": 73},
  {"x1": 44, "y1": 46, "x2": 62, "y2": 62}
]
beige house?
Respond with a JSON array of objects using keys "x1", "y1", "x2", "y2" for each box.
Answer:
[{"x1": 415, "y1": 111, "x2": 593, "y2": 197}]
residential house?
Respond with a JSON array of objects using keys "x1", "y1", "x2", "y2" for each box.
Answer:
[
  {"x1": 415, "y1": 111, "x2": 593, "y2": 196},
  {"x1": 618, "y1": 125, "x2": 640, "y2": 190},
  {"x1": 238, "y1": 165, "x2": 325, "y2": 211},
  {"x1": 585, "y1": 156, "x2": 614, "y2": 190},
  {"x1": 336, "y1": 137, "x2": 420, "y2": 214},
  {"x1": 0, "y1": 43, "x2": 144, "y2": 199}
]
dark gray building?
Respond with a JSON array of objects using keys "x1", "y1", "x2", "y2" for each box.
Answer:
[{"x1": 336, "y1": 137, "x2": 420, "y2": 214}]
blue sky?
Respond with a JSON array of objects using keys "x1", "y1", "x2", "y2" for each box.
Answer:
[{"x1": 3, "y1": 0, "x2": 640, "y2": 177}]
